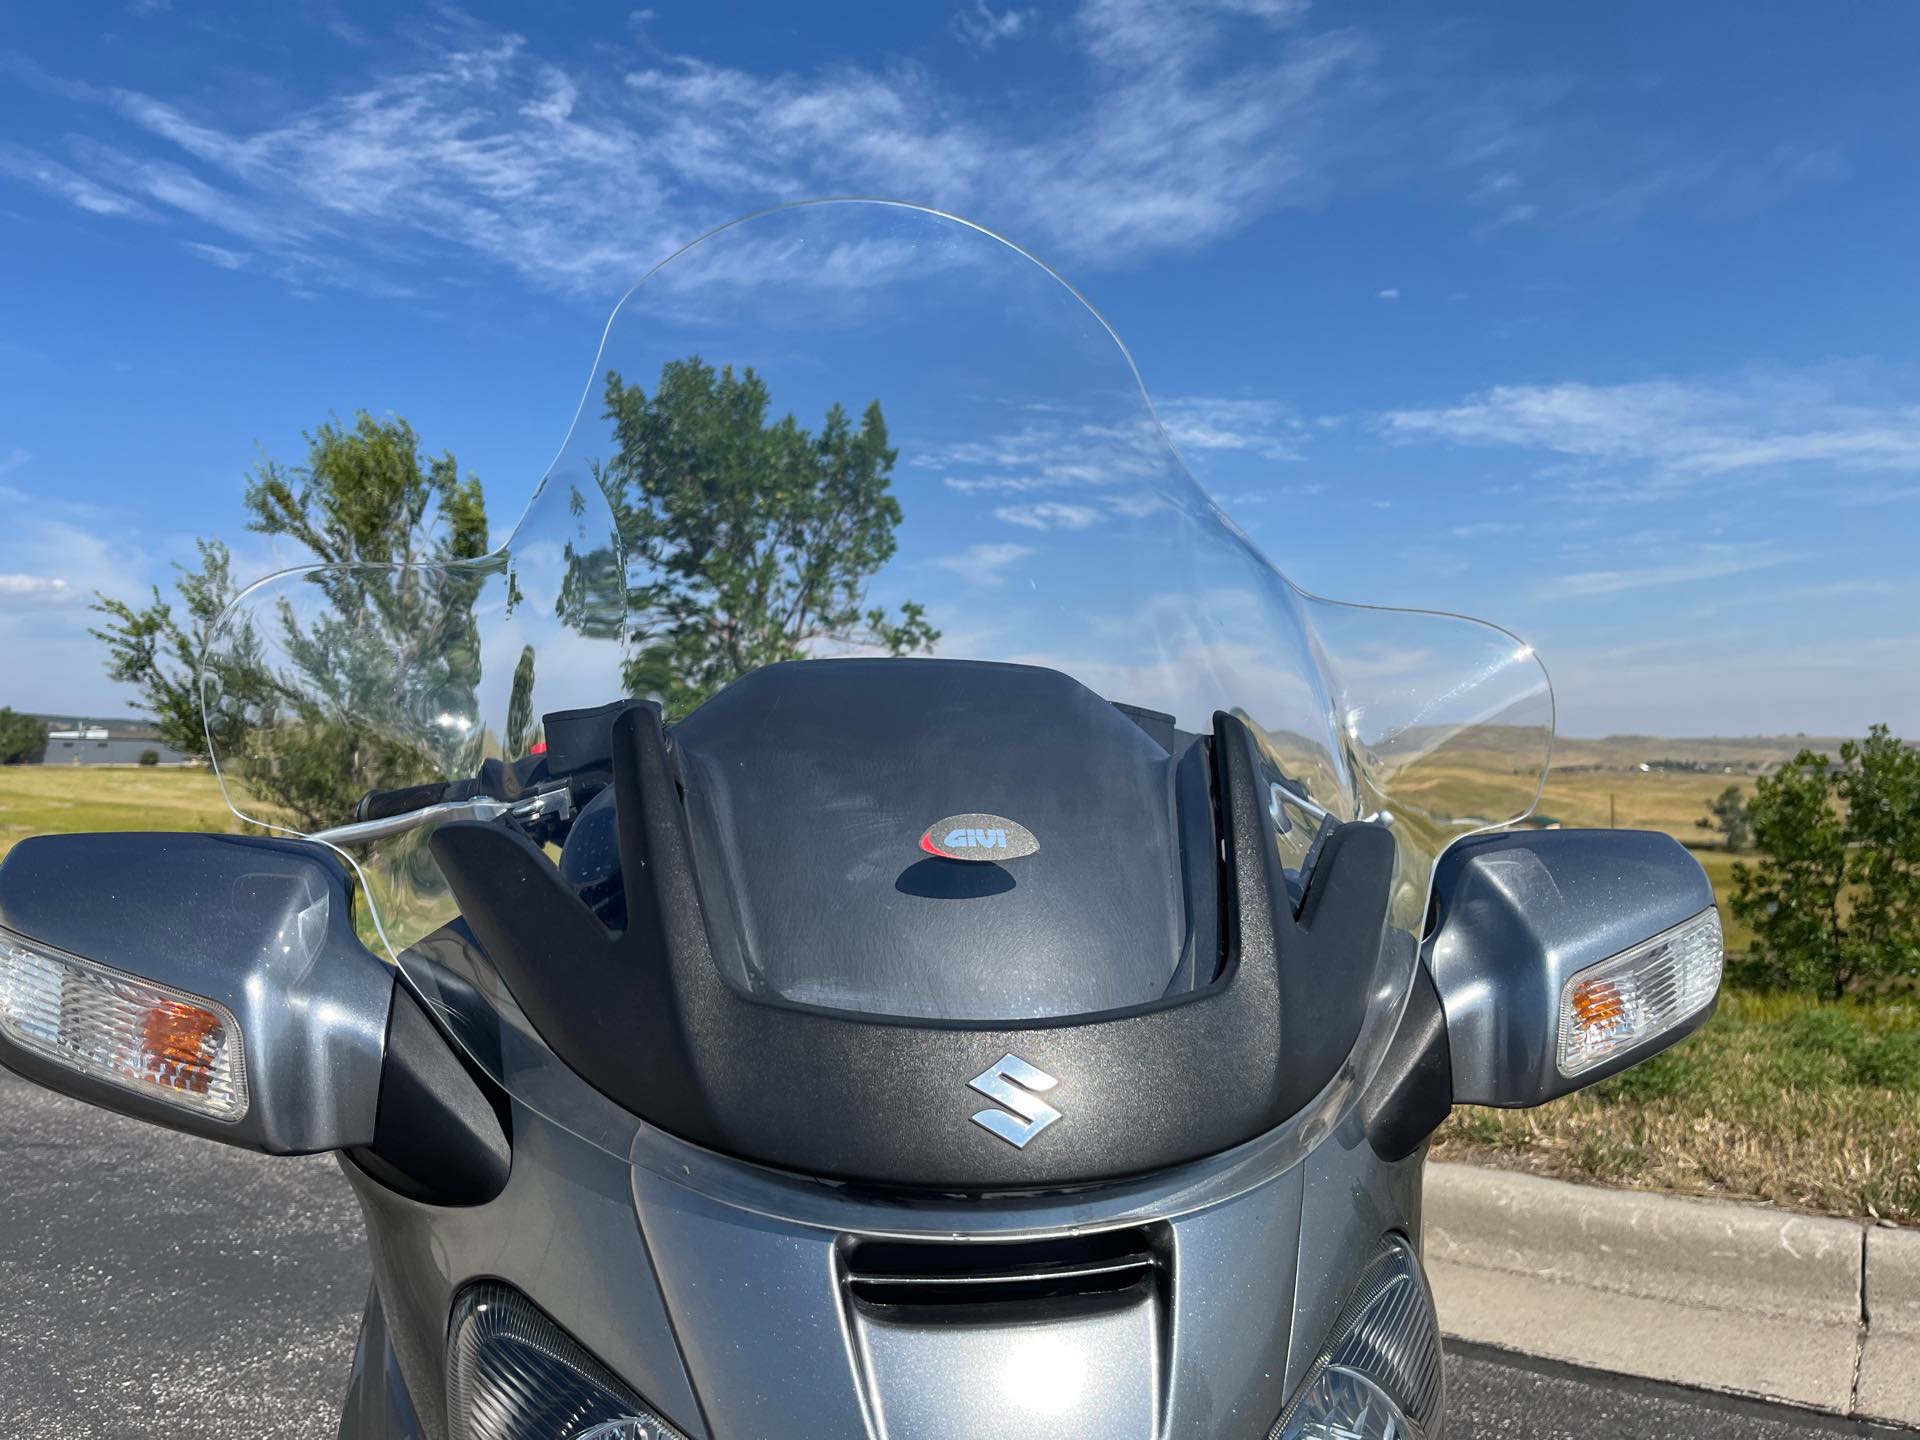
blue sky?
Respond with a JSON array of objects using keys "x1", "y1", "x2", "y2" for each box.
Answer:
[{"x1": 1, "y1": 0, "x2": 1916, "y2": 737}]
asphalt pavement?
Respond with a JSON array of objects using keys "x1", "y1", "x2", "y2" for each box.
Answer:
[{"x1": 1, "y1": 1067, "x2": 1911, "y2": 1438}]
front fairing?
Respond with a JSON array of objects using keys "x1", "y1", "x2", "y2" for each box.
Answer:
[
  {"x1": 201, "y1": 200, "x2": 1550, "y2": 1190},
  {"x1": 343, "y1": 1067, "x2": 1426, "y2": 1440}
]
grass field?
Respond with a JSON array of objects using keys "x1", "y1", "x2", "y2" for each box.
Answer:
[
  {"x1": 0, "y1": 764, "x2": 245, "y2": 863},
  {"x1": 1433, "y1": 989, "x2": 1920, "y2": 1224}
]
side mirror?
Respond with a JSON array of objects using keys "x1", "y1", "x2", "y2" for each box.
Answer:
[
  {"x1": 1426, "y1": 829, "x2": 1723, "y2": 1107},
  {"x1": 0, "y1": 832, "x2": 395, "y2": 1153}
]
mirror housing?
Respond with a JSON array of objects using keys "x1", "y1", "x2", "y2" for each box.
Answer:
[
  {"x1": 1426, "y1": 828, "x2": 1722, "y2": 1108},
  {"x1": 0, "y1": 832, "x2": 396, "y2": 1154}
]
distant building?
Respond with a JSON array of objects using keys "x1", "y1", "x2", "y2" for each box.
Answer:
[{"x1": 32, "y1": 719, "x2": 193, "y2": 766}]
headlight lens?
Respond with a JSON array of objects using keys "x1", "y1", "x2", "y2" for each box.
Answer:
[
  {"x1": 447, "y1": 1282, "x2": 689, "y2": 1440},
  {"x1": 1276, "y1": 1366, "x2": 1417, "y2": 1439},
  {"x1": 1270, "y1": 1237, "x2": 1442, "y2": 1440}
]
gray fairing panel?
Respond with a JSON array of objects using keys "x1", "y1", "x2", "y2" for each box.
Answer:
[
  {"x1": 338, "y1": 1284, "x2": 426, "y2": 1440},
  {"x1": 629, "y1": 1159, "x2": 1314, "y2": 1439},
  {"x1": 339, "y1": 1101, "x2": 709, "y2": 1440},
  {"x1": 338, "y1": 1086, "x2": 1426, "y2": 1440}
]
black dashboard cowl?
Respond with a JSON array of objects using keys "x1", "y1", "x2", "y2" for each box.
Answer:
[
  {"x1": 430, "y1": 660, "x2": 1397, "y2": 1189},
  {"x1": 669, "y1": 659, "x2": 1216, "y2": 1022}
]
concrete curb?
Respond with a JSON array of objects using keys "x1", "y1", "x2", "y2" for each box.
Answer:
[{"x1": 1424, "y1": 1162, "x2": 1920, "y2": 1428}]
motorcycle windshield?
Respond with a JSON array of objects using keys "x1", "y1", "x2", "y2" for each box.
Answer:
[{"x1": 201, "y1": 200, "x2": 1551, "y2": 1177}]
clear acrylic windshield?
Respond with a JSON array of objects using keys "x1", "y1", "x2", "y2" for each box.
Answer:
[{"x1": 202, "y1": 200, "x2": 1552, "y2": 1178}]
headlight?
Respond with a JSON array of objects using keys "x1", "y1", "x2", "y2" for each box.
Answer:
[
  {"x1": 447, "y1": 1282, "x2": 689, "y2": 1440},
  {"x1": 1275, "y1": 1367, "x2": 1417, "y2": 1439},
  {"x1": 1269, "y1": 1237, "x2": 1442, "y2": 1440}
]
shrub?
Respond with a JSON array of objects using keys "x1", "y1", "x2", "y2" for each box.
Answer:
[{"x1": 138, "y1": 749, "x2": 159, "y2": 766}]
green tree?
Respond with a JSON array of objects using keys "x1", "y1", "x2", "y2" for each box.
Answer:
[
  {"x1": 0, "y1": 707, "x2": 48, "y2": 764},
  {"x1": 91, "y1": 539, "x2": 246, "y2": 761},
  {"x1": 93, "y1": 414, "x2": 488, "y2": 825},
  {"x1": 505, "y1": 644, "x2": 537, "y2": 757},
  {"x1": 600, "y1": 358, "x2": 936, "y2": 715},
  {"x1": 1732, "y1": 726, "x2": 1920, "y2": 997},
  {"x1": 1697, "y1": 784, "x2": 1751, "y2": 853}
]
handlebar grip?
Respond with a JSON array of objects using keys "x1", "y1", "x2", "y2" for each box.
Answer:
[{"x1": 352, "y1": 781, "x2": 454, "y2": 824}]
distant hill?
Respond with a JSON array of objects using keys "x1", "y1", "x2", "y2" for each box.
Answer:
[{"x1": 1549, "y1": 734, "x2": 1854, "y2": 773}]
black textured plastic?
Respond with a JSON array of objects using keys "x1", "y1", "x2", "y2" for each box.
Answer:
[
  {"x1": 670, "y1": 660, "x2": 1212, "y2": 1020},
  {"x1": 346, "y1": 987, "x2": 510, "y2": 1207},
  {"x1": 430, "y1": 673, "x2": 1398, "y2": 1188},
  {"x1": 1361, "y1": 961, "x2": 1452, "y2": 1162}
]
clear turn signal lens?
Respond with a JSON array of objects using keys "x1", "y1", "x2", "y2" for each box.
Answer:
[
  {"x1": 0, "y1": 926, "x2": 247, "y2": 1119},
  {"x1": 1556, "y1": 907, "x2": 1723, "y2": 1077}
]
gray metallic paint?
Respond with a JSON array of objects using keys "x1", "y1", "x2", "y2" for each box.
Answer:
[
  {"x1": 1426, "y1": 829, "x2": 1718, "y2": 1107},
  {"x1": 0, "y1": 832, "x2": 395, "y2": 1155},
  {"x1": 336, "y1": 1064, "x2": 1430, "y2": 1440}
]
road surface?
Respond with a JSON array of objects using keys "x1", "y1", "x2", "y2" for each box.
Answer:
[{"x1": 0, "y1": 1070, "x2": 1907, "y2": 1437}]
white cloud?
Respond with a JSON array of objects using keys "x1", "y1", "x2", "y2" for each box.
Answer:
[
  {"x1": 0, "y1": 142, "x2": 149, "y2": 217},
  {"x1": 954, "y1": 1, "x2": 1034, "y2": 49},
  {"x1": 0, "y1": 573, "x2": 71, "y2": 599},
  {"x1": 1155, "y1": 395, "x2": 1304, "y2": 461},
  {"x1": 1383, "y1": 375, "x2": 1920, "y2": 491},
  {"x1": 183, "y1": 240, "x2": 249, "y2": 270},
  {"x1": 1375, "y1": 287, "x2": 1399, "y2": 301},
  {"x1": 0, "y1": 5, "x2": 1373, "y2": 295},
  {"x1": 1542, "y1": 543, "x2": 1792, "y2": 598},
  {"x1": 995, "y1": 501, "x2": 1103, "y2": 530},
  {"x1": 932, "y1": 542, "x2": 1035, "y2": 585}
]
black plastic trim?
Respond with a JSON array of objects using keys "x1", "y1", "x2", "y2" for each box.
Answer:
[
  {"x1": 1361, "y1": 961, "x2": 1453, "y2": 1162},
  {"x1": 345, "y1": 987, "x2": 511, "y2": 1207},
  {"x1": 430, "y1": 704, "x2": 1397, "y2": 1189}
]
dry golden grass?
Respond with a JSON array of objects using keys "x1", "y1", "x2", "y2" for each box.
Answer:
[
  {"x1": 1536, "y1": 766, "x2": 1754, "y2": 835},
  {"x1": 1434, "y1": 990, "x2": 1920, "y2": 1223},
  {"x1": 0, "y1": 764, "x2": 247, "y2": 863}
]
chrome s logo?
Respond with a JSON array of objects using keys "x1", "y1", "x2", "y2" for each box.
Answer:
[
  {"x1": 968, "y1": 1053, "x2": 1060, "y2": 1147},
  {"x1": 919, "y1": 813, "x2": 1039, "y2": 861}
]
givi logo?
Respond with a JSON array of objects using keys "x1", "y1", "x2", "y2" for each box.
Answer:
[{"x1": 919, "y1": 813, "x2": 1039, "y2": 861}]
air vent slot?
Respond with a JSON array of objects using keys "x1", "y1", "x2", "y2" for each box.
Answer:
[{"x1": 843, "y1": 1227, "x2": 1164, "y2": 1310}]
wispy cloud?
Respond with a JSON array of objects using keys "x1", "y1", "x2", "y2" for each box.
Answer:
[
  {"x1": 1155, "y1": 396, "x2": 1305, "y2": 462},
  {"x1": 1542, "y1": 542, "x2": 1792, "y2": 598},
  {"x1": 0, "y1": 141, "x2": 150, "y2": 218},
  {"x1": 0, "y1": 4, "x2": 1373, "y2": 296},
  {"x1": 0, "y1": 573, "x2": 72, "y2": 600},
  {"x1": 954, "y1": 1, "x2": 1034, "y2": 49},
  {"x1": 183, "y1": 240, "x2": 248, "y2": 270},
  {"x1": 932, "y1": 541, "x2": 1034, "y2": 584},
  {"x1": 1383, "y1": 375, "x2": 1920, "y2": 496},
  {"x1": 994, "y1": 501, "x2": 1103, "y2": 530}
]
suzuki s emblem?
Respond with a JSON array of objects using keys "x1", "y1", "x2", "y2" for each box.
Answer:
[
  {"x1": 967, "y1": 1053, "x2": 1060, "y2": 1148},
  {"x1": 920, "y1": 813, "x2": 1040, "y2": 862}
]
